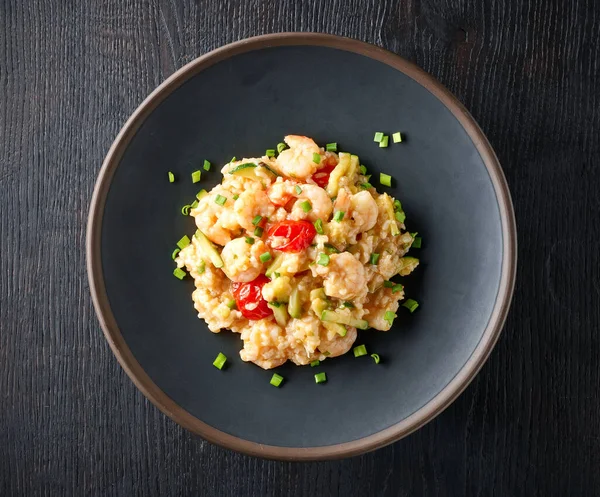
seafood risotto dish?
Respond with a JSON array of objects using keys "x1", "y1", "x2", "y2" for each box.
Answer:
[{"x1": 175, "y1": 135, "x2": 419, "y2": 369}]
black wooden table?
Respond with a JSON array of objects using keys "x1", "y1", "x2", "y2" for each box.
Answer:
[{"x1": 2, "y1": 1, "x2": 599, "y2": 495}]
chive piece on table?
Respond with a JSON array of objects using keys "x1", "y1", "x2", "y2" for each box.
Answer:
[
  {"x1": 314, "y1": 372, "x2": 327, "y2": 384},
  {"x1": 213, "y1": 352, "x2": 227, "y2": 370},
  {"x1": 317, "y1": 253, "x2": 330, "y2": 266},
  {"x1": 379, "y1": 135, "x2": 389, "y2": 148},
  {"x1": 353, "y1": 344, "x2": 367, "y2": 357},
  {"x1": 326, "y1": 142, "x2": 337, "y2": 152},
  {"x1": 403, "y1": 299, "x2": 419, "y2": 313},
  {"x1": 310, "y1": 360, "x2": 320, "y2": 367},
  {"x1": 299, "y1": 200, "x2": 312, "y2": 213},
  {"x1": 203, "y1": 159, "x2": 211, "y2": 171},
  {"x1": 392, "y1": 132, "x2": 402, "y2": 143},
  {"x1": 173, "y1": 267, "x2": 186, "y2": 280},
  {"x1": 191, "y1": 170, "x2": 201, "y2": 183},
  {"x1": 370, "y1": 253, "x2": 380, "y2": 265},
  {"x1": 333, "y1": 211, "x2": 344, "y2": 222},
  {"x1": 374, "y1": 132, "x2": 384, "y2": 142},
  {"x1": 314, "y1": 219, "x2": 324, "y2": 234},
  {"x1": 177, "y1": 235, "x2": 191, "y2": 249},
  {"x1": 371, "y1": 353, "x2": 381, "y2": 364},
  {"x1": 168, "y1": 171, "x2": 175, "y2": 183},
  {"x1": 380, "y1": 173, "x2": 392, "y2": 187},
  {"x1": 312, "y1": 152, "x2": 321, "y2": 164},
  {"x1": 260, "y1": 252, "x2": 272, "y2": 263}
]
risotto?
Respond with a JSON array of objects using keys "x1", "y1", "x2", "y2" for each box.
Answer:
[{"x1": 175, "y1": 135, "x2": 419, "y2": 369}]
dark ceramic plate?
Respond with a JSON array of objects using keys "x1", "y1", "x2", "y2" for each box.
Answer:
[{"x1": 87, "y1": 33, "x2": 516, "y2": 460}]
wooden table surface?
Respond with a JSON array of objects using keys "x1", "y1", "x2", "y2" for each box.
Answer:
[{"x1": 2, "y1": 0, "x2": 599, "y2": 495}]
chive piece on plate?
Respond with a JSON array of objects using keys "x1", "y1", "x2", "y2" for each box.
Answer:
[
  {"x1": 333, "y1": 211, "x2": 344, "y2": 222},
  {"x1": 260, "y1": 252, "x2": 272, "y2": 263},
  {"x1": 383, "y1": 281, "x2": 394, "y2": 288},
  {"x1": 370, "y1": 253, "x2": 380, "y2": 265},
  {"x1": 396, "y1": 211, "x2": 406, "y2": 223},
  {"x1": 191, "y1": 170, "x2": 201, "y2": 183},
  {"x1": 353, "y1": 345, "x2": 367, "y2": 357},
  {"x1": 168, "y1": 171, "x2": 175, "y2": 183},
  {"x1": 380, "y1": 173, "x2": 392, "y2": 187},
  {"x1": 314, "y1": 372, "x2": 327, "y2": 384},
  {"x1": 317, "y1": 253, "x2": 330, "y2": 266},
  {"x1": 173, "y1": 267, "x2": 186, "y2": 280},
  {"x1": 226, "y1": 299, "x2": 237, "y2": 309},
  {"x1": 266, "y1": 149, "x2": 275, "y2": 157},
  {"x1": 359, "y1": 165, "x2": 367, "y2": 175},
  {"x1": 295, "y1": 185, "x2": 302, "y2": 195},
  {"x1": 314, "y1": 219, "x2": 324, "y2": 234},
  {"x1": 181, "y1": 204, "x2": 191, "y2": 216},
  {"x1": 232, "y1": 194, "x2": 239, "y2": 200},
  {"x1": 177, "y1": 235, "x2": 191, "y2": 249},
  {"x1": 384, "y1": 311, "x2": 396, "y2": 324},
  {"x1": 392, "y1": 284, "x2": 404, "y2": 294},
  {"x1": 299, "y1": 200, "x2": 312, "y2": 213},
  {"x1": 213, "y1": 352, "x2": 227, "y2": 370},
  {"x1": 254, "y1": 226, "x2": 264, "y2": 237},
  {"x1": 171, "y1": 248, "x2": 180, "y2": 260},
  {"x1": 310, "y1": 360, "x2": 320, "y2": 367},
  {"x1": 245, "y1": 236, "x2": 254, "y2": 245},
  {"x1": 270, "y1": 373, "x2": 284, "y2": 387},
  {"x1": 252, "y1": 215, "x2": 263, "y2": 226},
  {"x1": 392, "y1": 132, "x2": 402, "y2": 143},
  {"x1": 379, "y1": 135, "x2": 389, "y2": 148},
  {"x1": 277, "y1": 142, "x2": 286, "y2": 154},
  {"x1": 326, "y1": 142, "x2": 337, "y2": 152},
  {"x1": 374, "y1": 132, "x2": 384, "y2": 142},
  {"x1": 371, "y1": 353, "x2": 381, "y2": 364},
  {"x1": 203, "y1": 159, "x2": 211, "y2": 171},
  {"x1": 402, "y1": 299, "x2": 419, "y2": 313},
  {"x1": 215, "y1": 194, "x2": 226, "y2": 206},
  {"x1": 412, "y1": 237, "x2": 422, "y2": 248},
  {"x1": 312, "y1": 153, "x2": 321, "y2": 164}
]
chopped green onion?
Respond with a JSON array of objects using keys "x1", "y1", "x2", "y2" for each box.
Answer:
[
  {"x1": 295, "y1": 185, "x2": 303, "y2": 195},
  {"x1": 359, "y1": 165, "x2": 367, "y2": 175},
  {"x1": 181, "y1": 204, "x2": 191, "y2": 216},
  {"x1": 322, "y1": 351, "x2": 331, "y2": 357},
  {"x1": 338, "y1": 326, "x2": 348, "y2": 337},
  {"x1": 314, "y1": 372, "x2": 327, "y2": 384},
  {"x1": 317, "y1": 253, "x2": 330, "y2": 266},
  {"x1": 196, "y1": 189, "x2": 207, "y2": 200},
  {"x1": 191, "y1": 170, "x2": 201, "y2": 183},
  {"x1": 254, "y1": 226, "x2": 264, "y2": 237},
  {"x1": 360, "y1": 182, "x2": 372, "y2": 190},
  {"x1": 392, "y1": 132, "x2": 402, "y2": 143},
  {"x1": 314, "y1": 219, "x2": 324, "y2": 234},
  {"x1": 233, "y1": 194, "x2": 239, "y2": 200},
  {"x1": 392, "y1": 284, "x2": 404, "y2": 294},
  {"x1": 252, "y1": 215, "x2": 263, "y2": 226},
  {"x1": 413, "y1": 237, "x2": 422, "y2": 248},
  {"x1": 168, "y1": 171, "x2": 175, "y2": 183},
  {"x1": 374, "y1": 132, "x2": 384, "y2": 142},
  {"x1": 277, "y1": 142, "x2": 287, "y2": 154},
  {"x1": 379, "y1": 135, "x2": 389, "y2": 148},
  {"x1": 245, "y1": 236, "x2": 254, "y2": 245},
  {"x1": 353, "y1": 345, "x2": 367, "y2": 357},
  {"x1": 342, "y1": 301, "x2": 354, "y2": 308},
  {"x1": 324, "y1": 243, "x2": 339, "y2": 254},
  {"x1": 403, "y1": 299, "x2": 419, "y2": 313},
  {"x1": 270, "y1": 373, "x2": 284, "y2": 387},
  {"x1": 215, "y1": 194, "x2": 227, "y2": 206},
  {"x1": 394, "y1": 199, "x2": 402, "y2": 211},
  {"x1": 190, "y1": 200, "x2": 198, "y2": 209},
  {"x1": 383, "y1": 281, "x2": 394, "y2": 288},
  {"x1": 333, "y1": 211, "x2": 345, "y2": 222},
  {"x1": 371, "y1": 353, "x2": 381, "y2": 364},
  {"x1": 273, "y1": 272, "x2": 280, "y2": 278},
  {"x1": 396, "y1": 211, "x2": 406, "y2": 223},
  {"x1": 299, "y1": 200, "x2": 312, "y2": 213},
  {"x1": 171, "y1": 248, "x2": 181, "y2": 260},
  {"x1": 197, "y1": 261, "x2": 205, "y2": 274},
  {"x1": 380, "y1": 173, "x2": 392, "y2": 187},
  {"x1": 177, "y1": 235, "x2": 191, "y2": 249},
  {"x1": 173, "y1": 267, "x2": 186, "y2": 280},
  {"x1": 312, "y1": 153, "x2": 321, "y2": 164},
  {"x1": 203, "y1": 159, "x2": 211, "y2": 171},
  {"x1": 269, "y1": 301, "x2": 281, "y2": 308},
  {"x1": 326, "y1": 142, "x2": 337, "y2": 152},
  {"x1": 266, "y1": 149, "x2": 275, "y2": 157},
  {"x1": 230, "y1": 156, "x2": 236, "y2": 162},
  {"x1": 384, "y1": 311, "x2": 396, "y2": 324},
  {"x1": 310, "y1": 360, "x2": 320, "y2": 367},
  {"x1": 260, "y1": 252, "x2": 272, "y2": 263},
  {"x1": 370, "y1": 253, "x2": 380, "y2": 265},
  {"x1": 226, "y1": 299, "x2": 237, "y2": 309},
  {"x1": 213, "y1": 352, "x2": 227, "y2": 370}
]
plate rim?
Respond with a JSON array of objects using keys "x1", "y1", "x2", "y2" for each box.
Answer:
[{"x1": 86, "y1": 32, "x2": 517, "y2": 461}]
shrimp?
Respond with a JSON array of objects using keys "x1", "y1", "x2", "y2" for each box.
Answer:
[
  {"x1": 193, "y1": 189, "x2": 239, "y2": 245},
  {"x1": 276, "y1": 135, "x2": 322, "y2": 179},
  {"x1": 333, "y1": 188, "x2": 378, "y2": 233},
  {"x1": 313, "y1": 252, "x2": 368, "y2": 300},
  {"x1": 267, "y1": 180, "x2": 333, "y2": 221},
  {"x1": 318, "y1": 325, "x2": 357, "y2": 357},
  {"x1": 234, "y1": 187, "x2": 276, "y2": 232},
  {"x1": 220, "y1": 237, "x2": 269, "y2": 282},
  {"x1": 363, "y1": 288, "x2": 402, "y2": 331}
]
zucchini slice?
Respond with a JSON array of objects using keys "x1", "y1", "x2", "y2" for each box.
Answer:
[{"x1": 194, "y1": 230, "x2": 224, "y2": 268}]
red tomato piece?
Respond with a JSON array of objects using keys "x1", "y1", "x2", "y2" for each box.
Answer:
[
  {"x1": 311, "y1": 165, "x2": 336, "y2": 188},
  {"x1": 267, "y1": 220, "x2": 316, "y2": 252},
  {"x1": 232, "y1": 275, "x2": 273, "y2": 320}
]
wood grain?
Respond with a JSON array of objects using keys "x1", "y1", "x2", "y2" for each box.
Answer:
[{"x1": 1, "y1": 0, "x2": 599, "y2": 495}]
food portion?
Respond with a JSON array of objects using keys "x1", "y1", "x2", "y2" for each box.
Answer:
[{"x1": 175, "y1": 135, "x2": 419, "y2": 369}]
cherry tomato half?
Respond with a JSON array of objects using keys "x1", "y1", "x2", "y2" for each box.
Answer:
[
  {"x1": 232, "y1": 275, "x2": 273, "y2": 320},
  {"x1": 311, "y1": 165, "x2": 336, "y2": 188},
  {"x1": 267, "y1": 220, "x2": 316, "y2": 252}
]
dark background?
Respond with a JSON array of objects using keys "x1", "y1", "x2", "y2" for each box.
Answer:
[{"x1": 1, "y1": 0, "x2": 599, "y2": 496}]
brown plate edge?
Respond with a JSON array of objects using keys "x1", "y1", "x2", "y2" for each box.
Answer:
[{"x1": 86, "y1": 32, "x2": 517, "y2": 461}]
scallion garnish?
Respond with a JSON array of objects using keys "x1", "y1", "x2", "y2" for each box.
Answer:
[
  {"x1": 310, "y1": 360, "x2": 320, "y2": 367},
  {"x1": 230, "y1": 156, "x2": 236, "y2": 162},
  {"x1": 233, "y1": 194, "x2": 239, "y2": 200},
  {"x1": 197, "y1": 189, "x2": 207, "y2": 199},
  {"x1": 266, "y1": 149, "x2": 275, "y2": 157},
  {"x1": 245, "y1": 236, "x2": 254, "y2": 244},
  {"x1": 252, "y1": 215, "x2": 263, "y2": 226},
  {"x1": 273, "y1": 272, "x2": 280, "y2": 278},
  {"x1": 326, "y1": 142, "x2": 337, "y2": 152},
  {"x1": 359, "y1": 165, "x2": 367, "y2": 175},
  {"x1": 254, "y1": 226, "x2": 264, "y2": 237},
  {"x1": 392, "y1": 284, "x2": 404, "y2": 294},
  {"x1": 353, "y1": 344, "x2": 367, "y2": 357},
  {"x1": 295, "y1": 185, "x2": 303, "y2": 195},
  {"x1": 317, "y1": 253, "x2": 330, "y2": 266},
  {"x1": 342, "y1": 301, "x2": 354, "y2": 308},
  {"x1": 177, "y1": 235, "x2": 191, "y2": 249},
  {"x1": 260, "y1": 252, "x2": 272, "y2": 263},
  {"x1": 213, "y1": 352, "x2": 227, "y2": 370},
  {"x1": 168, "y1": 171, "x2": 175, "y2": 183},
  {"x1": 270, "y1": 373, "x2": 284, "y2": 387},
  {"x1": 314, "y1": 372, "x2": 327, "y2": 384},
  {"x1": 226, "y1": 299, "x2": 237, "y2": 309},
  {"x1": 215, "y1": 194, "x2": 227, "y2": 206},
  {"x1": 314, "y1": 219, "x2": 324, "y2": 234},
  {"x1": 373, "y1": 132, "x2": 384, "y2": 142},
  {"x1": 383, "y1": 281, "x2": 394, "y2": 288},
  {"x1": 392, "y1": 132, "x2": 402, "y2": 143},
  {"x1": 380, "y1": 173, "x2": 392, "y2": 187},
  {"x1": 277, "y1": 142, "x2": 287, "y2": 154},
  {"x1": 333, "y1": 211, "x2": 344, "y2": 222},
  {"x1": 191, "y1": 170, "x2": 201, "y2": 183},
  {"x1": 190, "y1": 200, "x2": 198, "y2": 209},
  {"x1": 371, "y1": 353, "x2": 381, "y2": 364},
  {"x1": 203, "y1": 159, "x2": 211, "y2": 171},
  {"x1": 379, "y1": 135, "x2": 389, "y2": 148},
  {"x1": 171, "y1": 248, "x2": 180, "y2": 260},
  {"x1": 412, "y1": 237, "x2": 422, "y2": 248},
  {"x1": 299, "y1": 200, "x2": 312, "y2": 213},
  {"x1": 394, "y1": 199, "x2": 402, "y2": 211},
  {"x1": 396, "y1": 211, "x2": 406, "y2": 223},
  {"x1": 312, "y1": 153, "x2": 321, "y2": 164},
  {"x1": 360, "y1": 182, "x2": 372, "y2": 190},
  {"x1": 369, "y1": 253, "x2": 380, "y2": 265},
  {"x1": 197, "y1": 261, "x2": 205, "y2": 274},
  {"x1": 402, "y1": 299, "x2": 419, "y2": 313},
  {"x1": 384, "y1": 311, "x2": 396, "y2": 324},
  {"x1": 181, "y1": 204, "x2": 191, "y2": 216},
  {"x1": 173, "y1": 267, "x2": 186, "y2": 280}
]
